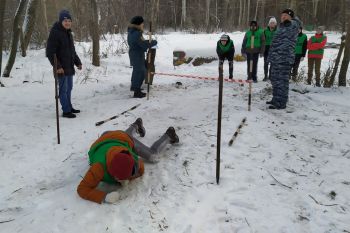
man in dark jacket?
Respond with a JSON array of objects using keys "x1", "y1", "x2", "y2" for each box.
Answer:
[
  {"x1": 46, "y1": 10, "x2": 82, "y2": 118},
  {"x1": 267, "y1": 9, "x2": 300, "y2": 109},
  {"x1": 291, "y1": 26, "x2": 307, "y2": 80},
  {"x1": 241, "y1": 20, "x2": 265, "y2": 83},
  {"x1": 127, "y1": 16, "x2": 157, "y2": 98},
  {"x1": 216, "y1": 34, "x2": 235, "y2": 79}
]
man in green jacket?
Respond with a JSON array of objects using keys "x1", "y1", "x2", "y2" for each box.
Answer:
[
  {"x1": 216, "y1": 34, "x2": 235, "y2": 79},
  {"x1": 291, "y1": 26, "x2": 307, "y2": 80},
  {"x1": 241, "y1": 20, "x2": 265, "y2": 83}
]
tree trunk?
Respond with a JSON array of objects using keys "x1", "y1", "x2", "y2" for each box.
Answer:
[
  {"x1": 242, "y1": 0, "x2": 246, "y2": 27},
  {"x1": 172, "y1": 0, "x2": 177, "y2": 31},
  {"x1": 2, "y1": 0, "x2": 27, "y2": 78},
  {"x1": 181, "y1": 0, "x2": 186, "y2": 29},
  {"x1": 89, "y1": 0, "x2": 100, "y2": 66},
  {"x1": 324, "y1": 35, "x2": 346, "y2": 87},
  {"x1": 0, "y1": 0, "x2": 6, "y2": 86},
  {"x1": 149, "y1": 0, "x2": 159, "y2": 30},
  {"x1": 238, "y1": 0, "x2": 242, "y2": 29},
  {"x1": 247, "y1": 0, "x2": 250, "y2": 22},
  {"x1": 341, "y1": 0, "x2": 346, "y2": 32},
  {"x1": 338, "y1": 25, "x2": 350, "y2": 86},
  {"x1": 41, "y1": 0, "x2": 48, "y2": 39},
  {"x1": 254, "y1": 0, "x2": 260, "y2": 21},
  {"x1": 205, "y1": 0, "x2": 210, "y2": 32},
  {"x1": 312, "y1": 0, "x2": 319, "y2": 18},
  {"x1": 22, "y1": 0, "x2": 40, "y2": 57}
]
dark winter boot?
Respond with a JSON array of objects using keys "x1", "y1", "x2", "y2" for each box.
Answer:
[
  {"x1": 266, "y1": 100, "x2": 273, "y2": 104},
  {"x1": 62, "y1": 112, "x2": 76, "y2": 118},
  {"x1": 307, "y1": 76, "x2": 312, "y2": 85},
  {"x1": 316, "y1": 76, "x2": 321, "y2": 87},
  {"x1": 133, "y1": 90, "x2": 146, "y2": 98},
  {"x1": 166, "y1": 127, "x2": 179, "y2": 144},
  {"x1": 130, "y1": 87, "x2": 144, "y2": 91},
  {"x1": 71, "y1": 108, "x2": 80, "y2": 113},
  {"x1": 269, "y1": 105, "x2": 286, "y2": 110},
  {"x1": 132, "y1": 118, "x2": 146, "y2": 137},
  {"x1": 229, "y1": 61, "x2": 233, "y2": 79}
]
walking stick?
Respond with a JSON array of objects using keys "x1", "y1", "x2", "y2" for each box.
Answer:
[
  {"x1": 248, "y1": 34, "x2": 254, "y2": 111},
  {"x1": 53, "y1": 54, "x2": 61, "y2": 144},
  {"x1": 228, "y1": 117, "x2": 247, "y2": 146},
  {"x1": 147, "y1": 21, "x2": 153, "y2": 100},
  {"x1": 216, "y1": 60, "x2": 224, "y2": 184},
  {"x1": 95, "y1": 103, "x2": 141, "y2": 126}
]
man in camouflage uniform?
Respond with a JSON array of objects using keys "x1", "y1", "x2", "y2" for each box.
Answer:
[{"x1": 267, "y1": 9, "x2": 300, "y2": 109}]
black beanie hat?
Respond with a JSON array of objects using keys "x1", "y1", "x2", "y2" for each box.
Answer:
[
  {"x1": 282, "y1": 8, "x2": 294, "y2": 18},
  {"x1": 250, "y1": 20, "x2": 258, "y2": 27},
  {"x1": 59, "y1": 10, "x2": 72, "y2": 23},
  {"x1": 130, "y1": 16, "x2": 144, "y2": 25}
]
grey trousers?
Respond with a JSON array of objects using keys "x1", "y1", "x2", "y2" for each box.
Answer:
[{"x1": 125, "y1": 125, "x2": 171, "y2": 162}]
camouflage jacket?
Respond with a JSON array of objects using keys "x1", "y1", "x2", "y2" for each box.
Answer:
[{"x1": 267, "y1": 18, "x2": 301, "y2": 65}]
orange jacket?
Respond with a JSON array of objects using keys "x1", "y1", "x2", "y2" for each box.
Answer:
[{"x1": 77, "y1": 131, "x2": 144, "y2": 204}]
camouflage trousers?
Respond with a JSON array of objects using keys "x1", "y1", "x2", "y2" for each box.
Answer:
[{"x1": 270, "y1": 63, "x2": 292, "y2": 108}]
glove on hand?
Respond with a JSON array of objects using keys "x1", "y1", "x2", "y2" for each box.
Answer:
[
  {"x1": 119, "y1": 180, "x2": 129, "y2": 187},
  {"x1": 105, "y1": 191, "x2": 120, "y2": 204}
]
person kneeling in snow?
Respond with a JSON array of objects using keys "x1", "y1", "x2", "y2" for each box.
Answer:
[{"x1": 77, "y1": 118, "x2": 179, "y2": 204}]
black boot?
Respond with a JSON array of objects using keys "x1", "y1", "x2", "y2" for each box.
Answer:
[
  {"x1": 133, "y1": 90, "x2": 146, "y2": 98},
  {"x1": 132, "y1": 118, "x2": 146, "y2": 137},
  {"x1": 62, "y1": 112, "x2": 76, "y2": 118},
  {"x1": 166, "y1": 127, "x2": 179, "y2": 144},
  {"x1": 71, "y1": 108, "x2": 80, "y2": 113}
]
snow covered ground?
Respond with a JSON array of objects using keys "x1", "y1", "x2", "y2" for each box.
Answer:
[{"x1": 0, "y1": 32, "x2": 349, "y2": 233}]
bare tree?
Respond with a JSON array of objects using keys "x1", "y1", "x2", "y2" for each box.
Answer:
[
  {"x1": 0, "y1": 0, "x2": 6, "y2": 86},
  {"x1": 2, "y1": 0, "x2": 27, "y2": 78},
  {"x1": 324, "y1": 35, "x2": 346, "y2": 87},
  {"x1": 238, "y1": 0, "x2": 243, "y2": 29},
  {"x1": 89, "y1": 0, "x2": 100, "y2": 66},
  {"x1": 312, "y1": 0, "x2": 319, "y2": 18},
  {"x1": 22, "y1": 0, "x2": 40, "y2": 57},
  {"x1": 181, "y1": 0, "x2": 186, "y2": 29},
  {"x1": 254, "y1": 0, "x2": 260, "y2": 21},
  {"x1": 338, "y1": 28, "x2": 350, "y2": 86},
  {"x1": 205, "y1": 0, "x2": 211, "y2": 32},
  {"x1": 247, "y1": 0, "x2": 251, "y2": 22},
  {"x1": 40, "y1": 0, "x2": 49, "y2": 38}
]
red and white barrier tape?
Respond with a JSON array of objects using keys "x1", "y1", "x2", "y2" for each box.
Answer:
[{"x1": 152, "y1": 72, "x2": 252, "y2": 84}]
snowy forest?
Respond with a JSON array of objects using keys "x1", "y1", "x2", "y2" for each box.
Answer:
[{"x1": 1, "y1": 0, "x2": 350, "y2": 85}]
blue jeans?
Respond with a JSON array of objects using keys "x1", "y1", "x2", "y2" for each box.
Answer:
[
  {"x1": 131, "y1": 64, "x2": 146, "y2": 91},
  {"x1": 58, "y1": 75, "x2": 73, "y2": 113}
]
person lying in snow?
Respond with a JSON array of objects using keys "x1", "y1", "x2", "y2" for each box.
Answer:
[{"x1": 77, "y1": 118, "x2": 179, "y2": 204}]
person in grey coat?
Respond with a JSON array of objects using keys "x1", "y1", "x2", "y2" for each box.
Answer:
[{"x1": 267, "y1": 9, "x2": 300, "y2": 109}]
